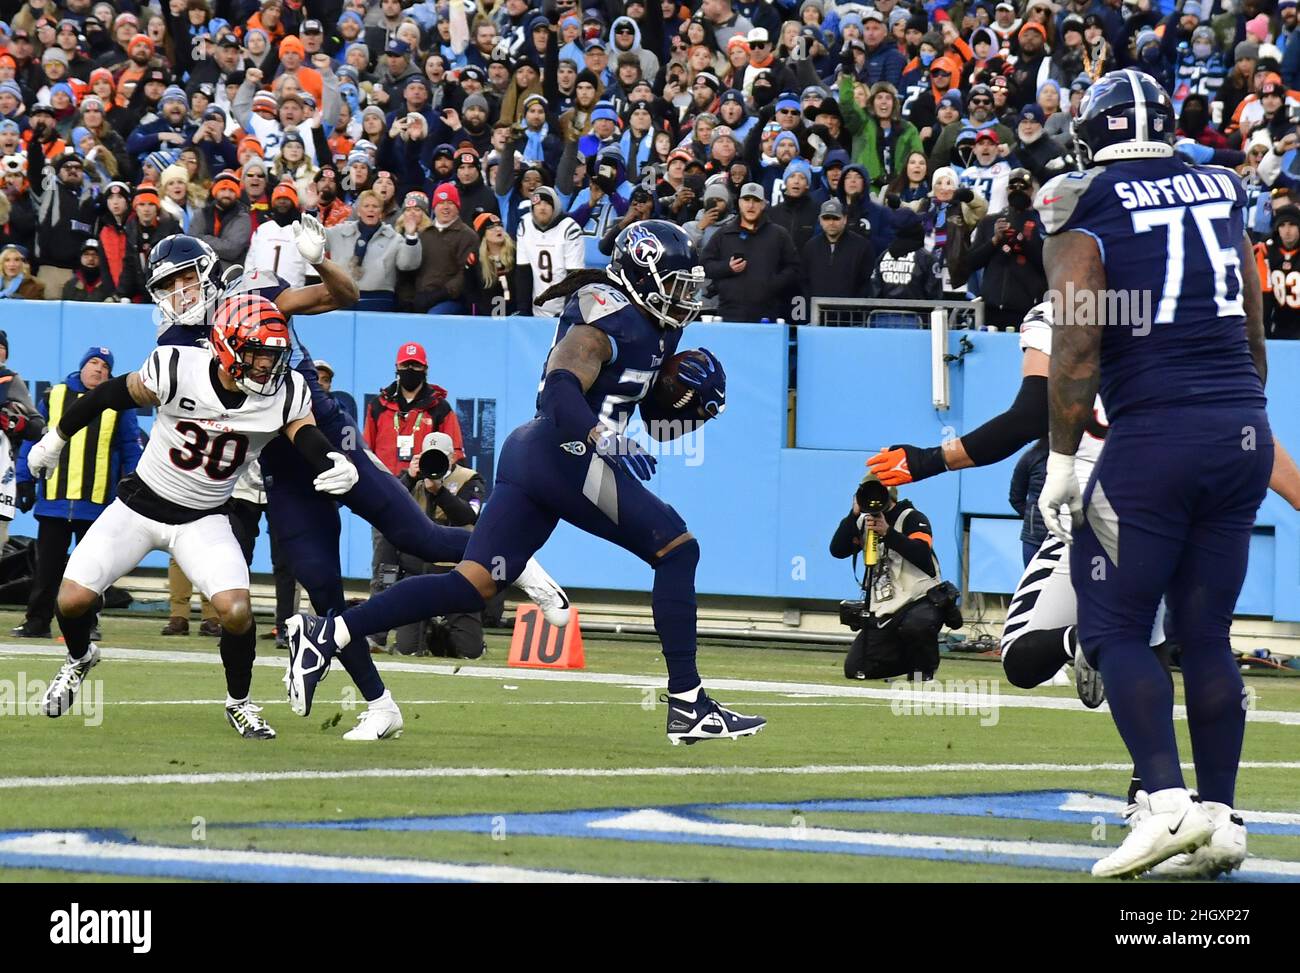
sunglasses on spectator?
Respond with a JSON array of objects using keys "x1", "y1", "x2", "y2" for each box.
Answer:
[
  {"x1": 969, "y1": 97, "x2": 991, "y2": 105},
  {"x1": 819, "y1": 213, "x2": 844, "y2": 220},
  {"x1": 777, "y1": 108, "x2": 798, "y2": 115},
  {"x1": 930, "y1": 69, "x2": 950, "y2": 77},
  {"x1": 615, "y1": 26, "x2": 634, "y2": 34}
]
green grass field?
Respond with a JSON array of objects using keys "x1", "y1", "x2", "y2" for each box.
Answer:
[{"x1": 1, "y1": 609, "x2": 1298, "y2": 883}]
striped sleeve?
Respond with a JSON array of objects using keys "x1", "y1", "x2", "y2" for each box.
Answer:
[
  {"x1": 140, "y1": 347, "x2": 179, "y2": 405},
  {"x1": 282, "y1": 371, "x2": 313, "y2": 427}
]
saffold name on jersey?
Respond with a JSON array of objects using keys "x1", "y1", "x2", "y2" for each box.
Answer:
[{"x1": 1110, "y1": 170, "x2": 1238, "y2": 210}]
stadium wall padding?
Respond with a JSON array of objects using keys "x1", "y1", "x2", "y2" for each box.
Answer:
[{"x1": 5, "y1": 301, "x2": 1298, "y2": 620}]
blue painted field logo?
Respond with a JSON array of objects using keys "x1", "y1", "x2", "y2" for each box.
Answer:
[
  {"x1": 889, "y1": 677, "x2": 1001, "y2": 726},
  {"x1": 0, "y1": 674, "x2": 103, "y2": 726},
  {"x1": 50, "y1": 903, "x2": 151, "y2": 953}
]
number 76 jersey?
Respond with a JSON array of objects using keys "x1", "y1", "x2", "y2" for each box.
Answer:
[
  {"x1": 133, "y1": 345, "x2": 312, "y2": 514},
  {"x1": 1036, "y1": 157, "x2": 1265, "y2": 422}
]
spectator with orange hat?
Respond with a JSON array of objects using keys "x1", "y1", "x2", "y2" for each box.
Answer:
[
  {"x1": 274, "y1": 34, "x2": 324, "y2": 107},
  {"x1": 190, "y1": 169, "x2": 252, "y2": 273},
  {"x1": 117, "y1": 184, "x2": 180, "y2": 301},
  {"x1": 110, "y1": 33, "x2": 156, "y2": 104},
  {"x1": 246, "y1": 179, "x2": 311, "y2": 285},
  {"x1": 244, "y1": 0, "x2": 288, "y2": 48}
]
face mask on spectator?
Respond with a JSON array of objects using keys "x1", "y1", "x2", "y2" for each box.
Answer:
[{"x1": 398, "y1": 366, "x2": 426, "y2": 392}]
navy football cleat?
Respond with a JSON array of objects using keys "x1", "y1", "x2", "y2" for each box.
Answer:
[
  {"x1": 663, "y1": 692, "x2": 766, "y2": 745},
  {"x1": 284, "y1": 613, "x2": 337, "y2": 717}
]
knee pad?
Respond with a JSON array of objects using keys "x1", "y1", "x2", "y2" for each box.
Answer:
[{"x1": 655, "y1": 537, "x2": 700, "y2": 573}]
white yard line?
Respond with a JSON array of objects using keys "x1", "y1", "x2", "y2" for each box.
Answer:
[
  {"x1": 0, "y1": 832, "x2": 652, "y2": 883},
  {"x1": 3, "y1": 761, "x2": 1300, "y2": 790},
  {"x1": 3, "y1": 642, "x2": 1299, "y2": 723}
]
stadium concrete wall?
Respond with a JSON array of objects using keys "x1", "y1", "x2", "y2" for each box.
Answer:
[{"x1": 7, "y1": 301, "x2": 1298, "y2": 620}]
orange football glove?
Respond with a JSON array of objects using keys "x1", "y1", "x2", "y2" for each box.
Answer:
[{"x1": 866, "y1": 444, "x2": 946, "y2": 486}]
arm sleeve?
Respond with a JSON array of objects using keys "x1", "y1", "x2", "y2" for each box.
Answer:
[
  {"x1": 959, "y1": 374, "x2": 1049, "y2": 466},
  {"x1": 291, "y1": 422, "x2": 338, "y2": 476},
  {"x1": 829, "y1": 511, "x2": 863, "y2": 559},
  {"x1": 537, "y1": 368, "x2": 600, "y2": 441}
]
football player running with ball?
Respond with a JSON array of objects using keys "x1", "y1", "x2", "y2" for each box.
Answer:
[
  {"x1": 29, "y1": 296, "x2": 359, "y2": 740},
  {"x1": 284, "y1": 220, "x2": 766, "y2": 745}
]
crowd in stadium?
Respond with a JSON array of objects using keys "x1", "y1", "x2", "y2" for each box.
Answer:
[{"x1": 0, "y1": 0, "x2": 1298, "y2": 332}]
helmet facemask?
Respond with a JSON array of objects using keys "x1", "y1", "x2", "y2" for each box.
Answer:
[{"x1": 229, "y1": 338, "x2": 291, "y2": 396}]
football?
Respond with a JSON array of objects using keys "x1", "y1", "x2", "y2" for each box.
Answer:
[{"x1": 652, "y1": 349, "x2": 711, "y2": 411}]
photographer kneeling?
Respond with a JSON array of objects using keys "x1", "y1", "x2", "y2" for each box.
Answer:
[
  {"x1": 830, "y1": 475, "x2": 960, "y2": 681},
  {"x1": 384, "y1": 432, "x2": 499, "y2": 658}
]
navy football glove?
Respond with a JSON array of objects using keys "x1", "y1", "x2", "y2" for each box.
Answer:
[
  {"x1": 594, "y1": 432, "x2": 657, "y2": 481},
  {"x1": 676, "y1": 348, "x2": 726, "y2": 418}
]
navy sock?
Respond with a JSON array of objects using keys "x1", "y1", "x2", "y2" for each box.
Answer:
[
  {"x1": 219, "y1": 625, "x2": 256, "y2": 700},
  {"x1": 342, "y1": 570, "x2": 485, "y2": 641},
  {"x1": 1178, "y1": 640, "x2": 1245, "y2": 806},
  {"x1": 337, "y1": 642, "x2": 386, "y2": 702},
  {"x1": 1094, "y1": 631, "x2": 1184, "y2": 795},
  {"x1": 652, "y1": 539, "x2": 702, "y2": 694}
]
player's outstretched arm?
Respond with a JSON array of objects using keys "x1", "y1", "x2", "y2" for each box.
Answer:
[
  {"x1": 275, "y1": 215, "x2": 360, "y2": 316},
  {"x1": 27, "y1": 372, "x2": 158, "y2": 477},
  {"x1": 1239, "y1": 232, "x2": 1268, "y2": 387},
  {"x1": 867, "y1": 348, "x2": 1050, "y2": 486},
  {"x1": 285, "y1": 413, "x2": 359, "y2": 495}
]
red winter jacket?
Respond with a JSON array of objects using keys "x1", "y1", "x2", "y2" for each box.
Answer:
[{"x1": 364, "y1": 380, "x2": 465, "y2": 477}]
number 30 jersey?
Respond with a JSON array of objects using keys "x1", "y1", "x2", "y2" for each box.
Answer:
[
  {"x1": 1036, "y1": 157, "x2": 1265, "y2": 422},
  {"x1": 129, "y1": 345, "x2": 311, "y2": 520}
]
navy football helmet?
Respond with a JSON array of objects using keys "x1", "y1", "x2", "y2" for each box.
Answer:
[
  {"x1": 1072, "y1": 69, "x2": 1175, "y2": 167},
  {"x1": 607, "y1": 220, "x2": 707, "y2": 329},
  {"x1": 147, "y1": 235, "x2": 220, "y2": 329}
]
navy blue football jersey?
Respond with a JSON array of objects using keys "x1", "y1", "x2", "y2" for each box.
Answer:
[
  {"x1": 1037, "y1": 157, "x2": 1265, "y2": 421},
  {"x1": 542, "y1": 281, "x2": 682, "y2": 434}
]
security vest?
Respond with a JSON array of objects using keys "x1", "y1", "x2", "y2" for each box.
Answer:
[
  {"x1": 870, "y1": 506, "x2": 941, "y2": 621},
  {"x1": 44, "y1": 383, "x2": 120, "y2": 504}
]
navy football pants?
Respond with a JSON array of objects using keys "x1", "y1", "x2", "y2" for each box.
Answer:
[
  {"x1": 462, "y1": 418, "x2": 688, "y2": 580},
  {"x1": 1071, "y1": 409, "x2": 1272, "y2": 806}
]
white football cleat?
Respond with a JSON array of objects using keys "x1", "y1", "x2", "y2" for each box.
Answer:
[
  {"x1": 1148, "y1": 801, "x2": 1247, "y2": 879},
  {"x1": 515, "y1": 557, "x2": 571, "y2": 627},
  {"x1": 1092, "y1": 788, "x2": 1215, "y2": 879},
  {"x1": 40, "y1": 644, "x2": 101, "y2": 718},
  {"x1": 343, "y1": 696, "x2": 404, "y2": 741}
]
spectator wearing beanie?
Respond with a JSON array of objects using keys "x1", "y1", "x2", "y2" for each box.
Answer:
[
  {"x1": 326, "y1": 187, "x2": 422, "y2": 311},
  {"x1": 1217, "y1": 41, "x2": 1260, "y2": 125},
  {"x1": 395, "y1": 187, "x2": 478, "y2": 314},
  {"x1": 511, "y1": 92, "x2": 564, "y2": 174},
  {"x1": 769, "y1": 157, "x2": 820, "y2": 250},
  {"x1": 451, "y1": 142, "x2": 496, "y2": 224},
  {"x1": 558, "y1": 68, "x2": 604, "y2": 142},
  {"x1": 190, "y1": 170, "x2": 252, "y2": 273},
  {"x1": 61, "y1": 239, "x2": 115, "y2": 302},
  {"x1": 94, "y1": 182, "x2": 132, "y2": 291},
  {"x1": 126, "y1": 85, "x2": 197, "y2": 165},
  {"x1": 118, "y1": 185, "x2": 181, "y2": 302},
  {"x1": 462, "y1": 211, "x2": 519, "y2": 317}
]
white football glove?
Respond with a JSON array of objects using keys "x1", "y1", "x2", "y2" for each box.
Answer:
[
  {"x1": 27, "y1": 428, "x2": 66, "y2": 479},
  {"x1": 293, "y1": 213, "x2": 327, "y2": 266},
  {"x1": 1039, "y1": 450, "x2": 1083, "y2": 545},
  {"x1": 313, "y1": 451, "x2": 358, "y2": 495}
]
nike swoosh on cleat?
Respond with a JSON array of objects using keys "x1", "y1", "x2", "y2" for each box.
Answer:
[
  {"x1": 671, "y1": 706, "x2": 698, "y2": 720},
  {"x1": 1168, "y1": 807, "x2": 1189, "y2": 835}
]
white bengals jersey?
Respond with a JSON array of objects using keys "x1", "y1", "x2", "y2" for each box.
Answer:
[
  {"x1": 134, "y1": 345, "x2": 311, "y2": 513},
  {"x1": 516, "y1": 213, "x2": 585, "y2": 316},
  {"x1": 245, "y1": 221, "x2": 310, "y2": 287},
  {"x1": 1019, "y1": 310, "x2": 1106, "y2": 489}
]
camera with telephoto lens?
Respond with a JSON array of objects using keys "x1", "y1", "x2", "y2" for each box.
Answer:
[
  {"x1": 418, "y1": 446, "x2": 450, "y2": 481},
  {"x1": 838, "y1": 479, "x2": 891, "y2": 631}
]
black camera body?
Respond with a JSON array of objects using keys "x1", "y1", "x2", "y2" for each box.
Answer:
[
  {"x1": 418, "y1": 447, "x2": 450, "y2": 481},
  {"x1": 839, "y1": 599, "x2": 872, "y2": 632}
]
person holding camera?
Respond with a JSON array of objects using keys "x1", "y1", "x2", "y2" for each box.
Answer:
[
  {"x1": 964, "y1": 168, "x2": 1046, "y2": 329},
  {"x1": 829, "y1": 475, "x2": 958, "y2": 681},
  {"x1": 381, "y1": 432, "x2": 498, "y2": 658}
]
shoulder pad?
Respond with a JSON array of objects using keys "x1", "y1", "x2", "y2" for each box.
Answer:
[
  {"x1": 1035, "y1": 168, "x2": 1105, "y2": 235},
  {"x1": 575, "y1": 282, "x2": 631, "y2": 324}
]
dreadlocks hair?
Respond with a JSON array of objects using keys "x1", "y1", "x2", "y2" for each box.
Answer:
[{"x1": 536, "y1": 268, "x2": 612, "y2": 306}]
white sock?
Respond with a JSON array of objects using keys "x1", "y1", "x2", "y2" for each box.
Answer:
[
  {"x1": 333, "y1": 616, "x2": 352, "y2": 649},
  {"x1": 669, "y1": 684, "x2": 702, "y2": 703},
  {"x1": 226, "y1": 695, "x2": 248, "y2": 708},
  {"x1": 369, "y1": 689, "x2": 396, "y2": 710}
]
